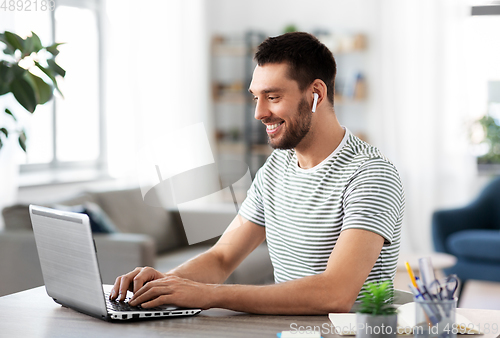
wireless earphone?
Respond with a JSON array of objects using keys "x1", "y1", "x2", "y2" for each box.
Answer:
[{"x1": 312, "y1": 93, "x2": 319, "y2": 113}]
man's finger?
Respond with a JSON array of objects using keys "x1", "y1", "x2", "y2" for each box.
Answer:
[
  {"x1": 141, "y1": 295, "x2": 171, "y2": 309},
  {"x1": 132, "y1": 267, "x2": 158, "y2": 293},
  {"x1": 109, "y1": 276, "x2": 122, "y2": 300},
  {"x1": 129, "y1": 281, "x2": 157, "y2": 304},
  {"x1": 130, "y1": 283, "x2": 171, "y2": 306},
  {"x1": 118, "y1": 268, "x2": 142, "y2": 301},
  {"x1": 132, "y1": 268, "x2": 151, "y2": 294}
]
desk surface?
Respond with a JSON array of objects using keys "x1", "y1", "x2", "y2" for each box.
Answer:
[{"x1": 1, "y1": 287, "x2": 500, "y2": 338}]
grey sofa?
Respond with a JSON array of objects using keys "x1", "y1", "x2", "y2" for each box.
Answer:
[{"x1": 0, "y1": 188, "x2": 274, "y2": 297}]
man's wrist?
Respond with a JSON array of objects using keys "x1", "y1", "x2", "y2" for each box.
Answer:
[
  {"x1": 207, "y1": 283, "x2": 224, "y2": 309},
  {"x1": 164, "y1": 269, "x2": 181, "y2": 279}
]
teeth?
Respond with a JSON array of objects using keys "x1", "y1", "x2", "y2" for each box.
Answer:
[{"x1": 267, "y1": 122, "x2": 282, "y2": 130}]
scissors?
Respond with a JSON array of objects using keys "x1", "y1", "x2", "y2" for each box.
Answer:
[{"x1": 428, "y1": 274, "x2": 459, "y2": 300}]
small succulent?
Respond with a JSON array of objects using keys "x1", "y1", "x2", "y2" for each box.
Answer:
[{"x1": 358, "y1": 281, "x2": 397, "y2": 316}]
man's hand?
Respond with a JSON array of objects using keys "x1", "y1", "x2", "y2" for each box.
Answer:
[
  {"x1": 108, "y1": 215, "x2": 264, "y2": 305},
  {"x1": 128, "y1": 275, "x2": 214, "y2": 310},
  {"x1": 109, "y1": 267, "x2": 166, "y2": 302}
]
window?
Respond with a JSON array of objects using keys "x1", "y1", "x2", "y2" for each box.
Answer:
[{"x1": 19, "y1": 0, "x2": 105, "y2": 179}]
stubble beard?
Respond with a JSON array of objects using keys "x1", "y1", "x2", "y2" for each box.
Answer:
[{"x1": 268, "y1": 97, "x2": 312, "y2": 150}]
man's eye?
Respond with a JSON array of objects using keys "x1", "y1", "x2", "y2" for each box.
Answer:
[
  {"x1": 252, "y1": 96, "x2": 258, "y2": 102},
  {"x1": 268, "y1": 96, "x2": 278, "y2": 101}
]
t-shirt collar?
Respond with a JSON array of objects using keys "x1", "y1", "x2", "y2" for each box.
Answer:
[{"x1": 294, "y1": 126, "x2": 350, "y2": 173}]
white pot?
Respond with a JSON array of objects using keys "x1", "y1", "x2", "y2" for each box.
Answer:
[{"x1": 356, "y1": 313, "x2": 397, "y2": 338}]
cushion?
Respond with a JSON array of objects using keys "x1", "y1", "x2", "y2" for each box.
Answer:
[
  {"x1": 2, "y1": 204, "x2": 32, "y2": 231},
  {"x1": 447, "y1": 230, "x2": 500, "y2": 263},
  {"x1": 90, "y1": 188, "x2": 185, "y2": 253},
  {"x1": 2, "y1": 202, "x2": 118, "y2": 234},
  {"x1": 54, "y1": 202, "x2": 119, "y2": 234}
]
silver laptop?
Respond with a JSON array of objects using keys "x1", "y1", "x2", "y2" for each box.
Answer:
[{"x1": 29, "y1": 204, "x2": 202, "y2": 321}]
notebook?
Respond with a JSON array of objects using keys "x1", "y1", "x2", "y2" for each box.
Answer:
[
  {"x1": 328, "y1": 302, "x2": 482, "y2": 335},
  {"x1": 29, "y1": 204, "x2": 202, "y2": 321}
]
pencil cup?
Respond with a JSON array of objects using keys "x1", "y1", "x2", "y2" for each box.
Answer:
[{"x1": 414, "y1": 298, "x2": 457, "y2": 338}]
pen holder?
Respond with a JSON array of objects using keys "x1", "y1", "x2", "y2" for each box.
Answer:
[{"x1": 414, "y1": 298, "x2": 457, "y2": 338}]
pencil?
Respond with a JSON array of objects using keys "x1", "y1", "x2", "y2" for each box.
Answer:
[{"x1": 405, "y1": 261, "x2": 418, "y2": 289}]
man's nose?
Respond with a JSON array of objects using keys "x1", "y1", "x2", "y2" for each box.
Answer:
[{"x1": 254, "y1": 100, "x2": 271, "y2": 121}]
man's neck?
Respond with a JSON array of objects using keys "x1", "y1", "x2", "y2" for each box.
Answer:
[{"x1": 294, "y1": 113, "x2": 345, "y2": 170}]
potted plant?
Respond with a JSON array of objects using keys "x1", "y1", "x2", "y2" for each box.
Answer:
[
  {"x1": 0, "y1": 30, "x2": 65, "y2": 218},
  {"x1": 0, "y1": 30, "x2": 65, "y2": 152},
  {"x1": 356, "y1": 281, "x2": 398, "y2": 338}
]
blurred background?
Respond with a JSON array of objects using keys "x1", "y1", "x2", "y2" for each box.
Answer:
[{"x1": 1, "y1": 0, "x2": 500, "y2": 304}]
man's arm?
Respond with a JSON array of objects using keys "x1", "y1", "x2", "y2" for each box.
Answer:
[
  {"x1": 166, "y1": 214, "x2": 266, "y2": 284},
  {"x1": 110, "y1": 214, "x2": 265, "y2": 301},
  {"x1": 128, "y1": 228, "x2": 384, "y2": 314}
]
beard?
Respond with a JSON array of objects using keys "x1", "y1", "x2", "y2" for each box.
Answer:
[{"x1": 267, "y1": 97, "x2": 312, "y2": 150}]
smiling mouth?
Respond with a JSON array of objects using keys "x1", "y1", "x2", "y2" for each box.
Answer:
[
  {"x1": 266, "y1": 121, "x2": 284, "y2": 130},
  {"x1": 265, "y1": 121, "x2": 284, "y2": 134}
]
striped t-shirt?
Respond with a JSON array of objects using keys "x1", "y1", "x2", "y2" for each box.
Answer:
[{"x1": 239, "y1": 128, "x2": 405, "y2": 300}]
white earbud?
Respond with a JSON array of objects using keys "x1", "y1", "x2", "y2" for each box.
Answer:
[{"x1": 312, "y1": 93, "x2": 319, "y2": 113}]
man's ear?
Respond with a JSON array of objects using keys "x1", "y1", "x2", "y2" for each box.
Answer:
[{"x1": 310, "y1": 79, "x2": 328, "y2": 110}]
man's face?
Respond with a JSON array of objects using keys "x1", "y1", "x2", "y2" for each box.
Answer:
[{"x1": 249, "y1": 63, "x2": 312, "y2": 150}]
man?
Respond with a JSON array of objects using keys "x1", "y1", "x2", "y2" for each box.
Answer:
[{"x1": 110, "y1": 32, "x2": 404, "y2": 314}]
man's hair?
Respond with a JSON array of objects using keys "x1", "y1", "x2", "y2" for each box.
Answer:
[{"x1": 255, "y1": 32, "x2": 337, "y2": 105}]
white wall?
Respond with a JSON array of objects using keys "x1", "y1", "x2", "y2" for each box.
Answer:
[
  {"x1": 207, "y1": 0, "x2": 379, "y2": 34},
  {"x1": 205, "y1": 0, "x2": 499, "y2": 254},
  {"x1": 3, "y1": 1, "x2": 499, "y2": 253}
]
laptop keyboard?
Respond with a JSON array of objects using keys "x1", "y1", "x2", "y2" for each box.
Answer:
[{"x1": 104, "y1": 292, "x2": 172, "y2": 312}]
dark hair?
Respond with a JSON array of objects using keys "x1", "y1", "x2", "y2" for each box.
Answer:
[{"x1": 255, "y1": 32, "x2": 336, "y2": 105}]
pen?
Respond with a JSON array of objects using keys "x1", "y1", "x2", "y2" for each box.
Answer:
[
  {"x1": 416, "y1": 278, "x2": 443, "y2": 322},
  {"x1": 405, "y1": 261, "x2": 418, "y2": 288},
  {"x1": 409, "y1": 284, "x2": 440, "y2": 325},
  {"x1": 418, "y1": 257, "x2": 436, "y2": 290}
]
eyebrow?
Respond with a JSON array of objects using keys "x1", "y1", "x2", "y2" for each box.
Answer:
[{"x1": 248, "y1": 87, "x2": 283, "y2": 95}]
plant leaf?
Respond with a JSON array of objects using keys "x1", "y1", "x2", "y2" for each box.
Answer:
[
  {"x1": 47, "y1": 59, "x2": 66, "y2": 77},
  {"x1": 45, "y1": 42, "x2": 65, "y2": 56},
  {"x1": 23, "y1": 32, "x2": 43, "y2": 56},
  {"x1": 10, "y1": 77, "x2": 37, "y2": 113},
  {"x1": 34, "y1": 61, "x2": 63, "y2": 97},
  {"x1": 357, "y1": 281, "x2": 396, "y2": 315},
  {"x1": 18, "y1": 129, "x2": 27, "y2": 152},
  {"x1": 0, "y1": 127, "x2": 8, "y2": 138},
  {"x1": 11, "y1": 64, "x2": 25, "y2": 77},
  {"x1": 5, "y1": 108, "x2": 17, "y2": 121},
  {"x1": 0, "y1": 33, "x2": 15, "y2": 53},
  {"x1": 23, "y1": 35, "x2": 33, "y2": 56},
  {"x1": 24, "y1": 71, "x2": 53, "y2": 104},
  {"x1": 3, "y1": 46, "x2": 15, "y2": 55},
  {"x1": 4, "y1": 31, "x2": 25, "y2": 53},
  {"x1": 30, "y1": 31, "x2": 43, "y2": 53},
  {"x1": 0, "y1": 61, "x2": 13, "y2": 95}
]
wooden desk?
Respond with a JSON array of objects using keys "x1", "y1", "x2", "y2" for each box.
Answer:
[{"x1": 1, "y1": 287, "x2": 500, "y2": 338}]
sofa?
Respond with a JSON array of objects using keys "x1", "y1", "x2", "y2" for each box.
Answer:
[
  {"x1": 432, "y1": 176, "x2": 500, "y2": 284},
  {"x1": 0, "y1": 187, "x2": 274, "y2": 297}
]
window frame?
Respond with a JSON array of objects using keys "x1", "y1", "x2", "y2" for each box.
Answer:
[{"x1": 19, "y1": 0, "x2": 107, "y2": 180}]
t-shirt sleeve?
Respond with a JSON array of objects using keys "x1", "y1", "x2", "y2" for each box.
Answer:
[
  {"x1": 341, "y1": 158, "x2": 404, "y2": 245},
  {"x1": 238, "y1": 167, "x2": 266, "y2": 227}
]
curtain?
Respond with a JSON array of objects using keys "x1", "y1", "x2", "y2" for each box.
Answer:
[
  {"x1": 104, "y1": 0, "x2": 210, "y2": 178},
  {"x1": 370, "y1": 0, "x2": 478, "y2": 253}
]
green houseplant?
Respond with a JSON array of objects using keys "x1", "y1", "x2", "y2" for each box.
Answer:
[
  {"x1": 0, "y1": 30, "x2": 65, "y2": 152},
  {"x1": 356, "y1": 281, "x2": 398, "y2": 338},
  {"x1": 476, "y1": 114, "x2": 500, "y2": 165}
]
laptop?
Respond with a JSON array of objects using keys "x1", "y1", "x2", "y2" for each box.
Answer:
[{"x1": 29, "y1": 204, "x2": 202, "y2": 321}]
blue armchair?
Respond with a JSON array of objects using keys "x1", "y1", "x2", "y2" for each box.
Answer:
[{"x1": 432, "y1": 176, "x2": 500, "y2": 283}]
